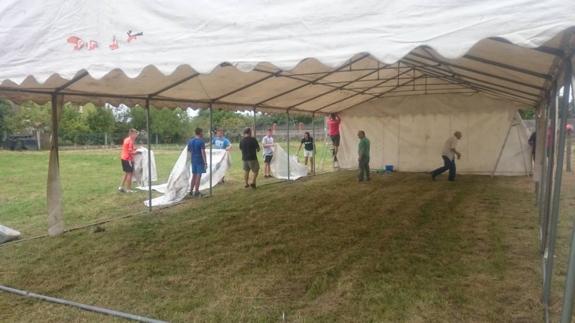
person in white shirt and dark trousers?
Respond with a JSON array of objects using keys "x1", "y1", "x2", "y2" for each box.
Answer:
[{"x1": 431, "y1": 131, "x2": 462, "y2": 181}]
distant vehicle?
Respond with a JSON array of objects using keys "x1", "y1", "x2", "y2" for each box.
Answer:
[{"x1": 3, "y1": 134, "x2": 38, "y2": 151}]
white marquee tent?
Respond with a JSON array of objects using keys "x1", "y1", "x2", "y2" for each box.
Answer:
[{"x1": 1, "y1": 1, "x2": 575, "y2": 321}]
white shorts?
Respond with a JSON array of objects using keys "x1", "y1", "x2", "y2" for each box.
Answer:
[{"x1": 303, "y1": 150, "x2": 314, "y2": 158}]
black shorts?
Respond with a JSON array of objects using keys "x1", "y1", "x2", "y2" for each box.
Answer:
[
  {"x1": 264, "y1": 154, "x2": 273, "y2": 163},
  {"x1": 121, "y1": 159, "x2": 133, "y2": 173},
  {"x1": 330, "y1": 134, "x2": 340, "y2": 147}
]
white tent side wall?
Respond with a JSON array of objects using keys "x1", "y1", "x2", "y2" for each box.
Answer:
[{"x1": 338, "y1": 93, "x2": 532, "y2": 175}]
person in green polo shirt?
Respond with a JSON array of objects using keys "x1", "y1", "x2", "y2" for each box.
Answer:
[{"x1": 358, "y1": 130, "x2": 370, "y2": 182}]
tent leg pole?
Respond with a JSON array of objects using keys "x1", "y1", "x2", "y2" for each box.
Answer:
[
  {"x1": 535, "y1": 104, "x2": 548, "y2": 206},
  {"x1": 542, "y1": 93, "x2": 558, "y2": 256},
  {"x1": 209, "y1": 104, "x2": 213, "y2": 197},
  {"x1": 287, "y1": 111, "x2": 291, "y2": 181},
  {"x1": 312, "y1": 112, "x2": 316, "y2": 176},
  {"x1": 491, "y1": 116, "x2": 514, "y2": 177},
  {"x1": 146, "y1": 99, "x2": 152, "y2": 212},
  {"x1": 253, "y1": 107, "x2": 257, "y2": 137},
  {"x1": 47, "y1": 94, "x2": 64, "y2": 236},
  {"x1": 559, "y1": 58, "x2": 575, "y2": 323},
  {"x1": 544, "y1": 58, "x2": 572, "y2": 320}
]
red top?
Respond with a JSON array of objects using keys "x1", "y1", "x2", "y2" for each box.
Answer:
[
  {"x1": 327, "y1": 118, "x2": 341, "y2": 136},
  {"x1": 121, "y1": 137, "x2": 135, "y2": 161}
]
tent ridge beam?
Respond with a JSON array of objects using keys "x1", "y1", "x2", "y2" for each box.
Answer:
[
  {"x1": 402, "y1": 57, "x2": 541, "y2": 100},
  {"x1": 148, "y1": 72, "x2": 200, "y2": 97},
  {"x1": 286, "y1": 62, "x2": 395, "y2": 111},
  {"x1": 252, "y1": 53, "x2": 371, "y2": 106},
  {"x1": 406, "y1": 63, "x2": 538, "y2": 104},
  {"x1": 335, "y1": 74, "x2": 426, "y2": 113},
  {"x1": 313, "y1": 67, "x2": 415, "y2": 112},
  {"x1": 212, "y1": 70, "x2": 282, "y2": 101},
  {"x1": 404, "y1": 62, "x2": 538, "y2": 103},
  {"x1": 489, "y1": 38, "x2": 565, "y2": 57},
  {"x1": 463, "y1": 54, "x2": 551, "y2": 79},
  {"x1": 409, "y1": 52, "x2": 546, "y2": 90}
]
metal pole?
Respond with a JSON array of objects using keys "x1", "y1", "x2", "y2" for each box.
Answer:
[
  {"x1": 47, "y1": 94, "x2": 64, "y2": 236},
  {"x1": 0, "y1": 285, "x2": 167, "y2": 323},
  {"x1": 287, "y1": 111, "x2": 291, "y2": 180},
  {"x1": 544, "y1": 58, "x2": 572, "y2": 319},
  {"x1": 559, "y1": 58, "x2": 575, "y2": 322},
  {"x1": 253, "y1": 107, "x2": 257, "y2": 137},
  {"x1": 209, "y1": 104, "x2": 213, "y2": 196},
  {"x1": 542, "y1": 93, "x2": 558, "y2": 256},
  {"x1": 491, "y1": 117, "x2": 515, "y2": 177},
  {"x1": 145, "y1": 99, "x2": 152, "y2": 212},
  {"x1": 312, "y1": 112, "x2": 316, "y2": 175}
]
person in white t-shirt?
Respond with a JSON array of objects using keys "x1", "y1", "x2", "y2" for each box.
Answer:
[
  {"x1": 262, "y1": 128, "x2": 274, "y2": 178},
  {"x1": 431, "y1": 131, "x2": 462, "y2": 181}
]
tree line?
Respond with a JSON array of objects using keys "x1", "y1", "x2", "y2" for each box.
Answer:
[{"x1": 0, "y1": 100, "x2": 316, "y2": 146}]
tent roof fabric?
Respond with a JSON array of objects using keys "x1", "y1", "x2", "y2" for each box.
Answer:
[{"x1": 0, "y1": 0, "x2": 574, "y2": 111}]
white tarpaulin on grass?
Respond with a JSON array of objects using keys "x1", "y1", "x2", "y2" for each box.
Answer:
[
  {"x1": 142, "y1": 148, "x2": 230, "y2": 207},
  {"x1": 132, "y1": 147, "x2": 158, "y2": 187},
  {"x1": 270, "y1": 144, "x2": 308, "y2": 180},
  {"x1": 0, "y1": 224, "x2": 21, "y2": 244}
]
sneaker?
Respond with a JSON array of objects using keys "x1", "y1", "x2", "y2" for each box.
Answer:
[
  {"x1": 244, "y1": 184, "x2": 250, "y2": 188},
  {"x1": 118, "y1": 187, "x2": 126, "y2": 193},
  {"x1": 125, "y1": 189, "x2": 136, "y2": 193},
  {"x1": 250, "y1": 183, "x2": 257, "y2": 189},
  {"x1": 193, "y1": 191, "x2": 204, "y2": 198}
]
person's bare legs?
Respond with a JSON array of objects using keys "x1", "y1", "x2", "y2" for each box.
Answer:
[
  {"x1": 194, "y1": 174, "x2": 202, "y2": 193},
  {"x1": 310, "y1": 157, "x2": 314, "y2": 173},
  {"x1": 304, "y1": 156, "x2": 309, "y2": 166},
  {"x1": 252, "y1": 170, "x2": 259, "y2": 186},
  {"x1": 125, "y1": 172, "x2": 133, "y2": 190},
  {"x1": 244, "y1": 170, "x2": 250, "y2": 187},
  {"x1": 264, "y1": 162, "x2": 270, "y2": 177}
]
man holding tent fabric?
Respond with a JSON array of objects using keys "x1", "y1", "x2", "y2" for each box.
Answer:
[
  {"x1": 240, "y1": 127, "x2": 260, "y2": 189},
  {"x1": 118, "y1": 128, "x2": 140, "y2": 193},
  {"x1": 211, "y1": 128, "x2": 231, "y2": 183},
  {"x1": 357, "y1": 130, "x2": 370, "y2": 182},
  {"x1": 431, "y1": 131, "x2": 462, "y2": 181},
  {"x1": 188, "y1": 127, "x2": 207, "y2": 197}
]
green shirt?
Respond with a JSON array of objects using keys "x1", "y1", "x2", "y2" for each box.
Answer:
[{"x1": 358, "y1": 137, "x2": 370, "y2": 159}]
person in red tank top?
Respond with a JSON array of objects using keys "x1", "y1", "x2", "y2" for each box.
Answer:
[
  {"x1": 118, "y1": 129, "x2": 140, "y2": 193},
  {"x1": 327, "y1": 113, "x2": 341, "y2": 166}
]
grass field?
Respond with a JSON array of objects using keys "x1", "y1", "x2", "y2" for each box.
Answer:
[{"x1": 1, "y1": 147, "x2": 575, "y2": 322}]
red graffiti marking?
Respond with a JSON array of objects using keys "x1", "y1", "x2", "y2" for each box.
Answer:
[
  {"x1": 67, "y1": 36, "x2": 84, "y2": 50},
  {"x1": 127, "y1": 30, "x2": 143, "y2": 43},
  {"x1": 109, "y1": 36, "x2": 119, "y2": 50},
  {"x1": 87, "y1": 40, "x2": 98, "y2": 50}
]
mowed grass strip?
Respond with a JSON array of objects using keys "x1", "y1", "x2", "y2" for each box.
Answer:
[{"x1": 0, "y1": 168, "x2": 546, "y2": 322}]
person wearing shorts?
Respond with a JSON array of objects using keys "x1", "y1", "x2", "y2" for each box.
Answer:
[
  {"x1": 262, "y1": 128, "x2": 274, "y2": 178},
  {"x1": 211, "y1": 128, "x2": 231, "y2": 183},
  {"x1": 327, "y1": 113, "x2": 341, "y2": 164},
  {"x1": 239, "y1": 127, "x2": 260, "y2": 189},
  {"x1": 297, "y1": 131, "x2": 315, "y2": 173},
  {"x1": 118, "y1": 128, "x2": 139, "y2": 193},
  {"x1": 188, "y1": 127, "x2": 207, "y2": 197}
]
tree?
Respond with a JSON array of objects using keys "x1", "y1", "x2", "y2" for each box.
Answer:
[
  {"x1": 59, "y1": 104, "x2": 89, "y2": 144},
  {"x1": 84, "y1": 103, "x2": 115, "y2": 133},
  {"x1": 5, "y1": 101, "x2": 50, "y2": 134}
]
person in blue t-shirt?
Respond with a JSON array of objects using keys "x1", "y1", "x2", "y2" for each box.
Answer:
[
  {"x1": 187, "y1": 127, "x2": 207, "y2": 197},
  {"x1": 211, "y1": 128, "x2": 231, "y2": 183},
  {"x1": 211, "y1": 128, "x2": 231, "y2": 151}
]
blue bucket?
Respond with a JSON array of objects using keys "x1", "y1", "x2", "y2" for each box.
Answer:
[{"x1": 385, "y1": 165, "x2": 394, "y2": 172}]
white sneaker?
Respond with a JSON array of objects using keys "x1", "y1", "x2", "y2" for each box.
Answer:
[{"x1": 117, "y1": 187, "x2": 126, "y2": 193}]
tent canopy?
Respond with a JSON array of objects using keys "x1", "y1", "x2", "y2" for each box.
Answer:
[{"x1": 0, "y1": 0, "x2": 574, "y2": 111}]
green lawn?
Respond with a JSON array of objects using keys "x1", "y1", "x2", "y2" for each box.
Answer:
[
  {"x1": 1, "y1": 147, "x2": 574, "y2": 322},
  {"x1": 0, "y1": 142, "x2": 332, "y2": 238}
]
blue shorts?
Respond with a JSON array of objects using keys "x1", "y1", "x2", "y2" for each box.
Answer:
[{"x1": 191, "y1": 163, "x2": 206, "y2": 174}]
